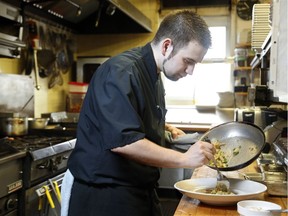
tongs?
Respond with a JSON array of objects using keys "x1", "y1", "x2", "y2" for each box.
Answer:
[{"x1": 204, "y1": 137, "x2": 230, "y2": 190}]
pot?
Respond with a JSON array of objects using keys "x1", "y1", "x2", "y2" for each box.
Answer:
[
  {"x1": 28, "y1": 118, "x2": 50, "y2": 129},
  {"x1": 0, "y1": 117, "x2": 28, "y2": 136}
]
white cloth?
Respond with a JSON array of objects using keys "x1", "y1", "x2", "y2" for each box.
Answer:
[
  {"x1": 61, "y1": 169, "x2": 74, "y2": 216},
  {"x1": 165, "y1": 131, "x2": 200, "y2": 144}
]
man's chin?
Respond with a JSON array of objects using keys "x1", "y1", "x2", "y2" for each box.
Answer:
[{"x1": 167, "y1": 76, "x2": 180, "y2": 81}]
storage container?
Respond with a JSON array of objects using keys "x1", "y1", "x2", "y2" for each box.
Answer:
[
  {"x1": 66, "y1": 92, "x2": 86, "y2": 113},
  {"x1": 68, "y1": 82, "x2": 88, "y2": 93},
  {"x1": 234, "y1": 48, "x2": 248, "y2": 67}
]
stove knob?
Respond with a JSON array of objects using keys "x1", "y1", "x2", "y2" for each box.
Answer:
[{"x1": 6, "y1": 198, "x2": 18, "y2": 210}]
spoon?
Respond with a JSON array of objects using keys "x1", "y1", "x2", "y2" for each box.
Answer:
[
  {"x1": 267, "y1": 209, "x2": 288, "y2": 213},
  {"x1": 212, "y1": 157, "x2": 230, "y2": 190},
  {"x1": 204, "y1": 137, "x2": 230, "y2": 190}
]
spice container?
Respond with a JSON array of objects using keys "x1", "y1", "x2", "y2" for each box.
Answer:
[{"x1": 234, "y1": 48, "x2": 248, "y2": 67}]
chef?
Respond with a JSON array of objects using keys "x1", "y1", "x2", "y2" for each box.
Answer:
[{"x1": 62, "y1": 9, "x2": 214, "y2": 216}]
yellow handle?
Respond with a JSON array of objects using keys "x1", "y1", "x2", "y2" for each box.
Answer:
[
  {"x1": 38, "y1": 196, "x2": 43, "y2": 211},
  {"x1": 53, "y1": 181, "x2": 61, "y2": 202},
  {"x1": 44, "y1": 185, "x2": 55, "y2": 209}
]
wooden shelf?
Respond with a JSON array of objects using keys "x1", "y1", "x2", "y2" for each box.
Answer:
[
  {"x1": 235, "y1": 43, "x2": 251, "y2": 48},
  {"x1": 234, "y1": 66, "x2": 252, "y2": 71}
]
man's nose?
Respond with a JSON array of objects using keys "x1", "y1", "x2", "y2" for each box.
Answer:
[{"x1": 186, "y1": 65, "x2": 195, "y2": 75}]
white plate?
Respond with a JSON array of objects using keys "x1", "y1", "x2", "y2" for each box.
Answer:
[{"x1": 174, "y1": 178, "x2": 267, "y2": 206}]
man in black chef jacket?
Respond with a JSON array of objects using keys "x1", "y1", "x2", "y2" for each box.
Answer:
[{"x1": 65, "y1": 10, "x2": 214, "y2": 216}]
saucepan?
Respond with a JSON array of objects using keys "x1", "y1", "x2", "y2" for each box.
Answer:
[
  {"x1": 0, "y1": 117, "x2": 28, "y2": 136},
  {"x1": 199, "y1": 121, "x2": 265, "y2": 171}
]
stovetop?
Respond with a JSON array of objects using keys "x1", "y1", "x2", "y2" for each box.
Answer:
[
  {"x1": 1, "y1": 136, "x2": 76, "y2": 161},
  {"x1": 5, "y1": 136, "x2": 74, "y2": 151},
  {"x1": 0, "y1": 139, "x2": 26, "y2": 164}
]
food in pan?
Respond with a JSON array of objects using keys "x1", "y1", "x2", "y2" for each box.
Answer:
[
  {"x1": 208, "y1": 139, "x2": 229, "y2": 168},
  {"x1": 233, "y1": 146, "x2": 241, "y2": 156}
]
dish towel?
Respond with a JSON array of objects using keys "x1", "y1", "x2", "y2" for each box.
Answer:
[
  {"x1": 61, "y1": 169, "x2": 74, "y2": 216},
  {"x1": 165, "y1": 131, "x2": 200, "y2": 144}
]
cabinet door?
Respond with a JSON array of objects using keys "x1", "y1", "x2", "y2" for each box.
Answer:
[{"x1": 269, "y1": 0, "x2": 288, "y2": 103}]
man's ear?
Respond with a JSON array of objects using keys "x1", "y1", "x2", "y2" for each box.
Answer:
[{"x1": 162, "y1": 39, "x2": 173, "y2": 56}]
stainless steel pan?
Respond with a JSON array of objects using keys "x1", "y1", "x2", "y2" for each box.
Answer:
[{"x1": 200, "y1": 121, "x2": 265, "y2": 171}]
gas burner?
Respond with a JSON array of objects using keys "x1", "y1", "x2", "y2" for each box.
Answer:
[{"x1": 5, "y1": 135, "x2": 74, "y2": 152}]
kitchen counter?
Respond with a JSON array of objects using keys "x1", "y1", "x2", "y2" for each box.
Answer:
[{"x1": 173, "y1": 163, "x2": 287, "y2": 216}]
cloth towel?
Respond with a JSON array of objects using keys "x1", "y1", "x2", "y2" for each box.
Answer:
[
  {"x1": 165, "y1": 131, "x2": 200, "y2": 144},
  {"x1": 60, "y1": 169, "x2": 74, "y2": 216}
]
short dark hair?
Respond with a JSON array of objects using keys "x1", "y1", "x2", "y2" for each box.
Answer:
[{"x1": 152, "y1": 10, "x2": 212, "y2": 54}]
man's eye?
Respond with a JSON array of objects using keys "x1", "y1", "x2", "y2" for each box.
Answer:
[{"x1": 183, "y1": 58, "x2": 195, "y2": 65}]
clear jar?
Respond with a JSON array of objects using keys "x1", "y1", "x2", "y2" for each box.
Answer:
[
  {"x1": 234, "y1": 48, "x2": 248, "y2": 67},
  {"x1": 66, "y1": 92, "x2": 86, "y2": 113}
]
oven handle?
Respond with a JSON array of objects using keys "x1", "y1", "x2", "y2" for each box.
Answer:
[{"x1": 43, "y1": 185, "x2": 55, "y2": 208}]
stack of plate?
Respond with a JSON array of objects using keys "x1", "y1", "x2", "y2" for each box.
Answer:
[{"x1": 251, "y1": 4, "x2": 271, "y2": 51}]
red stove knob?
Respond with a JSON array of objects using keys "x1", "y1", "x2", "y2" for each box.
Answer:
[{"x1": 6, "y1": 198, "x2": 18, "y2": 210}]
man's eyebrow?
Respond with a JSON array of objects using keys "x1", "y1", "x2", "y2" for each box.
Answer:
[{"x1": 184, "y1": 58, "x2": 197, "y2": 64}]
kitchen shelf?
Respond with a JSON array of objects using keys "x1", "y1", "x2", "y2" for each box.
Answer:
[
  {"x1": 235, "y1": 43, "x2": 251, "y2": 48},
  {"x1": 234, "y1": 66, "x2": 252, "y2": 71}
]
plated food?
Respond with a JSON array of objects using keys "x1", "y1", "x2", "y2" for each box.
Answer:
[
  {"x1": 198, "y1": 183, "x2": 235, "y2": 195},
  {"x1": 174, "y1": 178, "x2": 267, "y2": 206}
]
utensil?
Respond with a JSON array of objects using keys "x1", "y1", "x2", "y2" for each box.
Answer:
[
  {"x1": 20, "y1": 95, "x2": 34, "y2": 113},
  {"x1": 212, "y1": 157, "x2": 230, "y2": 190},
  {"x1": 200, "y1": 121, "x2": 266, "y2": 171},
  {"x1": 33, "y1": 49, "x2": 41, "y2": 90},
  {"x1": 268, "y1": 209, "x2": 288, "y2": 213},
  {"x1": 203, "y1": 137, "x2": 230, "y2": 190}
]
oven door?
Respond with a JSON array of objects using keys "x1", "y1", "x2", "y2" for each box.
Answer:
[{"x1": 76, "y1": 57, "x2": 109, "y2": 83}]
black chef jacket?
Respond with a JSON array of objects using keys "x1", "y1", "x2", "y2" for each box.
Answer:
[{"x1": 68, "y1": 43, "x2": 167, "y2": 188}]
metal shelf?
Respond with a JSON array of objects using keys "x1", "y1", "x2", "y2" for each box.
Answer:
[{"x1": 250, "y1": 30, "x2": 272, "y2": 69}]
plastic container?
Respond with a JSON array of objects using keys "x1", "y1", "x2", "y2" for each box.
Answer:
[
  {"x1": 237, "y1": 200, "x2": 282, "y2": 216},
  {"x1": 234, "y1": 48, "x2": 248, "y2": 67},
  {"x1": 68, "y1": 82, "x2": 88, "y2": 93},
  {"x1": 66, "y1": 92, "x2": 86, "y2": 113}
]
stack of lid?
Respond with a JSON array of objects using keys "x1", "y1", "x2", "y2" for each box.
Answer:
[{"x1": 251, "y1": 4, "x2": 271, "y2": 51}]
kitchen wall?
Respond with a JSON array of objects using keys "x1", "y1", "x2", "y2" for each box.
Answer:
[
  {"x1": 0, "y1": 0, "x2": 265, "y2": 117},
  {"x1": 0, "y1": 56, "x2": 71, "y2": 117}
]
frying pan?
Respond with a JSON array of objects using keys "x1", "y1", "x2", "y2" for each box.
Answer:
[{"x1": 199, "y1": 121, "x2": 265, "y2": 171}]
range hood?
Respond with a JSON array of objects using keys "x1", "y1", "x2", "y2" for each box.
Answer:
[
  {"x1": 4, "y1": 0, "x2": 152, "y2": 34},
  {"x1": 160, "y1": 0, "x2": 231, "y2": 9}
]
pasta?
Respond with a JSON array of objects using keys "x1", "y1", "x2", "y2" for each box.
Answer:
[{"x1": 208, "y1": 139, "x2": 229, "y2": 168}]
